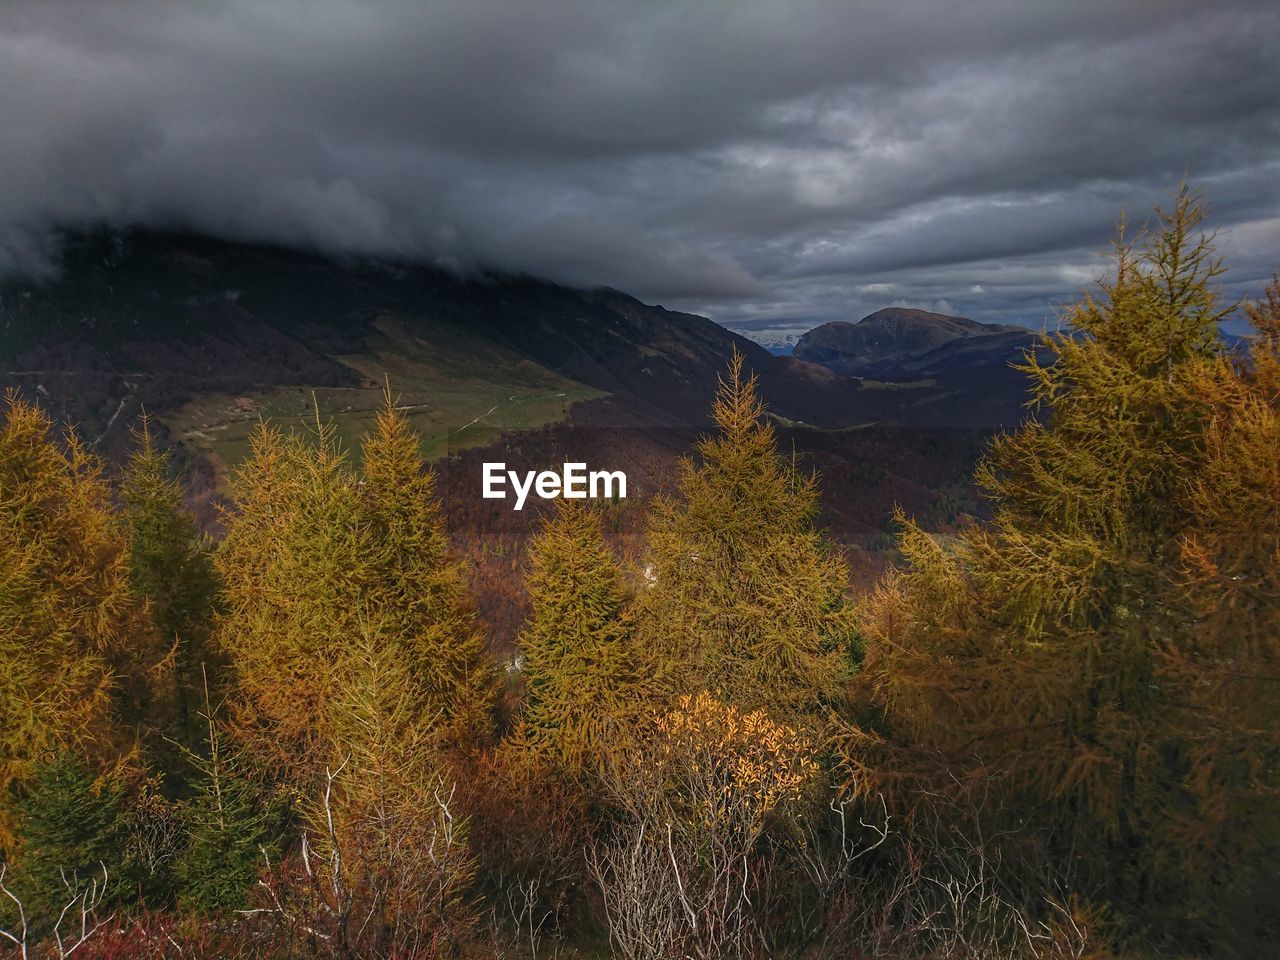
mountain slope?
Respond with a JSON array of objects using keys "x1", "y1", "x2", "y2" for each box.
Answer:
[
  {"x1": 0, "y1": 230, "x2": 1005, "y2": 645},
  {"x1": 1, "y1": 230, "x2": 913, "y2": 467}
]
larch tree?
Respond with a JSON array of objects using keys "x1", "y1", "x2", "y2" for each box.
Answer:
[
  {"x1": 0, "y1": 393, "x2": 163, "y2": 844},
  {"x1": 1161, "y1": 276, "x2": 1280, "y2": 940},
  {"x1": 635, "y1": 350, "x2": 856, "y2": 728},
  {"x1": 214, "y1": 414, "x2": 369, "y2": 783},
  {"x1": 513, "y1": 500, "x2": 652, "y2": 779},
  {"x1": 846, "y1": 189, "x2": 1273, "y2": 942},
  {"x1": 358, "y1": 394, "x2": 496, "y2": 752},
  {"x1": 320, "y1": 620, "x2": 477, "y2": 953},
  {"x1": 215, "y1": 395, "x2": 495, "y2": 789}
]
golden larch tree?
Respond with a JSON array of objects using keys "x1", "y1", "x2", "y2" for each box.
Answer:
[
  {"x1": 635, "y1": 350, "x2": 856, "y2": 727},
  {"x1": 846, "y1": 190, "x2": 1277, "y2": 946},
  {"x1": 0, "y1": 394, "x2": 163, "y2": 842},
  {"x1": 512, "y1": 500, "x2": 653, "y2": 779},
  {"x1": 358, "y1": 394, "x2": 496, "y2": 752},
  {"x1": 216, "y1": 395, "x2": 495, "y2": 788}
]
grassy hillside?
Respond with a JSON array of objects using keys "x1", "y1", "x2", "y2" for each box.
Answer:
[{"x1": 164, "y1": 315, "x2": 603, "y2": 485}]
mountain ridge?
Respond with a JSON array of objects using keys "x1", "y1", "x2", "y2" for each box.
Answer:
[
  {"x1": 3, "y1": 231, "x2": 1047, "y2": 448},
  {"x1": 792, "y1": 307, "x2": 1034, "y2": 379},
  {"x1": 2, "y1": 230, "x2": 938, "y2": 467}
]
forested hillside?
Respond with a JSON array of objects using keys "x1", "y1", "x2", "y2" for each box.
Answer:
[
  {"x1": 0, "y1": 229, "x2": 998, "y2": 648},
  {"x1": 1, "y1": 193, "x2": 1277, "y2": 959}
]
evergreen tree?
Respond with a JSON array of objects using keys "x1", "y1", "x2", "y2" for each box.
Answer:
[
  {"x1": 0, "y1": 393, "x2": 161, "y2": 844},
  {"x1": 635, "y1": 350, "x2": 855, "y2": 725},
  {"x1": 3, "y1": 755, "x2": 130, "y2": 925},
  {"x1": 121, "y1": 416, "x2": 220, "y2": 757},
  {"x1": 174, "y1": 678, "x2": 278, "y2": 916},
  {"x1": 514, "y1": 500, "x2": 652, "y2": 778}
]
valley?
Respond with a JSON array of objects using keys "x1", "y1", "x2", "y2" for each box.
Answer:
[{"x1": 1, "y1": 229, "x2": 1007, "y2": 648}]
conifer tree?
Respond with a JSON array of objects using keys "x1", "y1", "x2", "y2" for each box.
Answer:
[
  {"x1": 358, "y1": 393, "x2": 496, "y2": 750},
  {"x1": 320, "y1": 621, "x2": 477, "y2": 951},
  {"x1": 216, "y1": 395, "x2": 495, "y2": 787},
  {"x1": 174, "y1": 672, "x2": 278, "y2": 915},
  {"x1": 0, "y1": 393, "x2": 163, "y2": 843},
  {"x1": 121, "y1": 416, "x2": 220, "y2": 755},
  {"x1": 3, "y1": 755, "x2": 131, "y2": 924},
  {"x1": 214, "y1": 414, "x2": 371, "y2": 781},
  {"x1": 327, "y1": 620, "x2": 438, "y2": 814},
  {"x1": 635, "y1": 350, "x2": 855, "y2": 726},
  {"x1": 1161, "y1": 277, "x2": 1280, "y2": 939},
  {"x1": 514, "y1": 500, "x2": 652, "y2": 778},
  {"x1": 847, "y1": 189, "x2": 1273, "y2": 940}
]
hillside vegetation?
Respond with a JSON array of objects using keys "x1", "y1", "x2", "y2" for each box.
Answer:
[{"x1": 1, "y1": 193, "x2": 1276, "y2": 959}]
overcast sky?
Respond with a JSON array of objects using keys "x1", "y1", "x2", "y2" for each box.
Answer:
[{"x1": 4, "y1": 0, "x2": 1278, "y2": 340}]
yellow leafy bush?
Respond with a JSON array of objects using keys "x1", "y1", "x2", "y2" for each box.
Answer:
[{"x1": 609, "y1": 691, "x2": 817, "y2": 852}]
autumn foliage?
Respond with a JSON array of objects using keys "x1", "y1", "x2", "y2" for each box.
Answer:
[
  {"x1": 846, "y1": 190, "x2": 1280, "y2": 953},
  {"x1": 1, "y1": 191, "x2": 1277, "y2": 958},
  {"x1": 635, "y1": 351, "x2": 857, "y2": 727}
]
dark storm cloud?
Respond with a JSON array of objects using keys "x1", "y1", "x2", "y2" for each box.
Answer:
[{"x1": 3, "y1": 0, "x2": 1278, "y2": 338}]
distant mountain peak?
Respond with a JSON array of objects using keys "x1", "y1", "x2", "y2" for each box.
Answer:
[{"x1": 793, "y1": 307, "x2": 1033, "y2": 379}]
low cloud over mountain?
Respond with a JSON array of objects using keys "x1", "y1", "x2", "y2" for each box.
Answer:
[{"x1": 4, "y1": 0, "x2": 1279, "y2": 334}]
